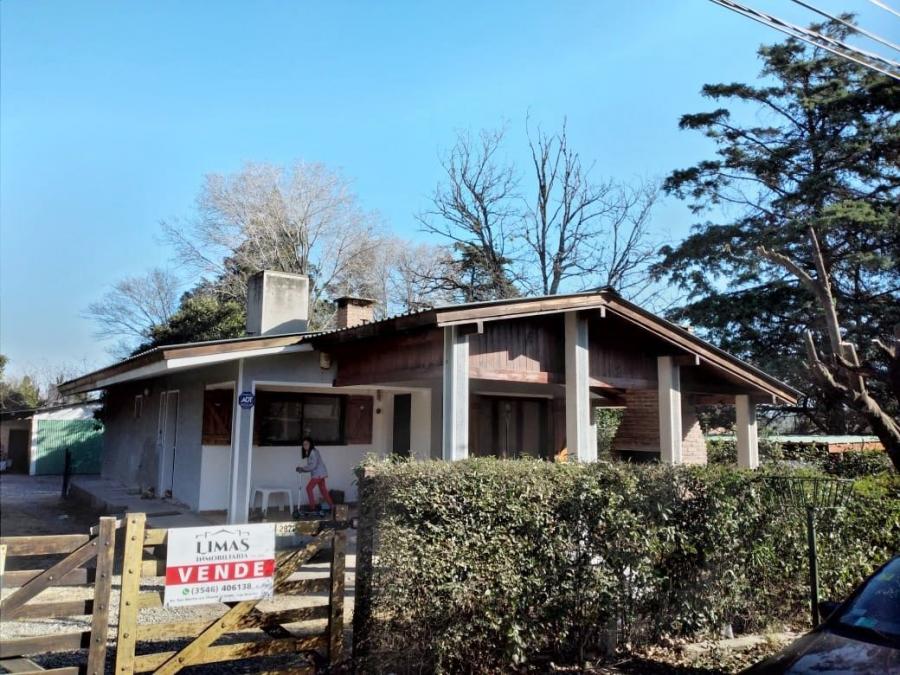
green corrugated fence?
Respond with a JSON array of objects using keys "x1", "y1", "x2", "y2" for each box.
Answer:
[{"x1": 33, "y1": 419, "x2": 103, "y2": 475}]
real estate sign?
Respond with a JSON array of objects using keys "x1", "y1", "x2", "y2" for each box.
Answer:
[{"x1": 164, "y1": 523, "x2": 276, "y2": 607}]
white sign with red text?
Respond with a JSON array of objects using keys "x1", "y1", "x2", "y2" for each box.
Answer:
[{"x1": 164, "y1": 523, "x2": 276, "y2": 607}]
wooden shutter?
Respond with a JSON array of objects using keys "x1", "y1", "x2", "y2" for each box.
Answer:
[
  {"x1": 202, "y1": 388, "x2": 234, "y2": 445},
  {"x1": 344, "y1": 395, "x2": 374, "y2": 445}
]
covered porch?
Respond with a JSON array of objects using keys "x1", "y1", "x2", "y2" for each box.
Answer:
[{"x1": 314, "y1": 293, "x2": 795, "y2": 472}]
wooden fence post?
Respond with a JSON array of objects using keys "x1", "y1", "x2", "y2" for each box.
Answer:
[
  {"x1": 327, "y1": 527, "x2": 347, "y2": 665},
  {"x1": 115, "y1": 513, "x2": 146, "y2": 675},
  {"x1": 61, "y1": 448, "x2": 72, "y2": 499},
  {"x1": 351, "y1": 467, "x2": 375, "y2": 664},
  {"x1": 86, "y1": 516, "x2": 117, "y2": 675}
]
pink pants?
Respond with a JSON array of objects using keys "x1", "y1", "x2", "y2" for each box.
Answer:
[{"x1": 306, "y1": 477, "x2": 334, "y2": 508}]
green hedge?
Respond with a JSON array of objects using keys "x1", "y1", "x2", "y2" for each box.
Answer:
[
  {"x1": 707, "y1": 439, "x2": 894, "y2": 477},
  {"x1": 354, "y1": 458, "x2": 899, "y2": 673}
]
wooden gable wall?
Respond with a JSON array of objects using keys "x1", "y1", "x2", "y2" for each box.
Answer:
[
  {"x1": 468, "y1": 315, "x2": 565, "y2": 384},
  {"x1": 332, "y1": 328, "x2": 444, "y2": 386}
]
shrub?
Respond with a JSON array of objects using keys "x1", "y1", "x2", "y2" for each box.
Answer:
[{"x1": 354, "y1": 458, "x2": 899, "y2": 673}]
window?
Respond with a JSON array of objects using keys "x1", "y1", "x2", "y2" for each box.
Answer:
[
  {"x1": 202, "y1": 388, "x2": 234, "y2": 445},
  {"x1": 133, "y1": 395, "x2": 143, "y2": 420},
  {"x1": 254, "y1": 391, "x2": 345, "y2": 446}
]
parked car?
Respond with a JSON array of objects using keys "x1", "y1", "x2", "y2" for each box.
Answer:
[{"x1": 744, "y1": 556, "x2": 900, "y2": 673}]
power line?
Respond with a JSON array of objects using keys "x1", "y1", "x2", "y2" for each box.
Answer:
[
  {"x1": 787, "y1": 0, "x2": 900, "y2": 53},
  {"x1": 709, "y1": 0, "x2": 900, "y2": 81},
  {"x1": 867, "y1": 0, "x2": 900, "y2": 19}
]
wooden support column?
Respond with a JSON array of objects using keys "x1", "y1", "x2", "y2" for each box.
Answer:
[
  {"x1": 565, "y1": 312, "x2": 596, "y2": 462},
  {"x1": 735, "y1": 394, "x2": 759, "y2": 469},
  {"x1": 657, "y1": 356, "x2": 683, "y2": 464},
  {"x1": 442, "y1": 325, "x2": 469, "y2": 461},
  {"x1": 227, "y1": 359, "x2": 254, "y2": 524}
]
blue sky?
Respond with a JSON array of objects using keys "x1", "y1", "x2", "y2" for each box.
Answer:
[{"x1": 2, "y1": 0, "x2": 897, "y2": 381}]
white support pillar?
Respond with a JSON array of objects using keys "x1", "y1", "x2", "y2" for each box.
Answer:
[
  {"x1": 735, "y1": 394, "x2": 759, "y2": 469},
  {"x1": 657, "y1": 356, "x2": 683, "y2": 464},
  {"x1": 227, "y1": 359, "x2": 254, "y2": 523},
  {"x1": 442, "y1": 325, "x2": 469, "y2": 461},
  {"x1": 565, "y1": 312, "x2": 596, "y2": 462}
]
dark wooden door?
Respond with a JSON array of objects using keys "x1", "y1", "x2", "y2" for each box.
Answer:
[
  {"x1": 8, "y1": 428, "x2": 30, "y2": 473},
  {"x1": 392, "y1": 393, "x2": 412, "y2": 457},
  {"x1": 471, "y1": 396, "x2": 549, "y2": 459}
]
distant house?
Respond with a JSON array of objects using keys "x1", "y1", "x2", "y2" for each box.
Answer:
[
  {"x1": 59, "y1": 270, "x2": 799, "y2": 524},
  {"x1": 0, "y1": 402, "x2": 103, "y2": 475}
]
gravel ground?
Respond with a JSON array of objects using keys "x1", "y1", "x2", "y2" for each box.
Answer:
[{"x1": 1, "y1": 473, "x2": 356, "y2": 672}]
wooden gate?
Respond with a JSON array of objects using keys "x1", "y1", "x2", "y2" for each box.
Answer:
[
  {"x1": 0, "y1": 517, "x2": 118, "y2": 675},
  {"x1": 114, "y1": 509, "x2": 347, "y2": 674},
  {"x1": 0, "y1": 510, "x2": 347, "y2": 674}
]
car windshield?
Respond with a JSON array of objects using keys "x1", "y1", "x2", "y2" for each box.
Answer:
[{"x1": 835, "y1": 557, "x2": 900, "y2": 640}]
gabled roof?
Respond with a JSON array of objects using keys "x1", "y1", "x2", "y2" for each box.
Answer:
[{"x1": 58, "y1": 290, "x2": 801, "y2": 403}]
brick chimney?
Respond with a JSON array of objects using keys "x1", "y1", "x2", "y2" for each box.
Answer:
[{"x1": 335, "y1": 296, "x2": 375, "y2": 329}]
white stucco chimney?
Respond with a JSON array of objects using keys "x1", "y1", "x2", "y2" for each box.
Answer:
[{"x1": 246, "y1": 270, "x2": 309, "y2": 336}]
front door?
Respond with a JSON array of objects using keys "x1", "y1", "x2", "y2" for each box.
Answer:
[
  {"x1": 392, "y1": 393, "x2": 412, "y2": 458},
  {"x1": 471, "y1": 396, "x2": 549, "y2": 459},
  {"x1": 157, "y1": 391, "x2": 179, "y2": 497}
]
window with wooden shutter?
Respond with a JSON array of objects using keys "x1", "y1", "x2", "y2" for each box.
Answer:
[
  {"x1": 202, "y1": 388, "x2": 234, "y2": 445},
  {"x1": 344, "y1": 395, "x2": 374, "y2": 444}
]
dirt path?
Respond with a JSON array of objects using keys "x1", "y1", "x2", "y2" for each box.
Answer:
[{"x1": 0, "y1": 473, "x2": 102, "y2": 538}]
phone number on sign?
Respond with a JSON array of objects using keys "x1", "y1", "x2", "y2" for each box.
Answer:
[{"x1": 184, "y1": 582, "x2": 257, "y2": 595}]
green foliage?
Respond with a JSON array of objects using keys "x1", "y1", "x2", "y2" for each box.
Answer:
[
  {"x1": 654, "y1": 20, "x2": 900, "y2": 433},
  {"x1": 595, "y1": 407, "x2": 624, "y2": 458},
  {"x1": 355, "y1": 458, "x2": 899, "y2": 673},
  {"x1": 135, "y1": 294, "x2": 246, "y2": 353},
  {"x1": 707, "y1": 439, "x2": 895, "y2": 478},
  {"x1": 0, "y1": 354, "x2": 44, "y2": 411}
]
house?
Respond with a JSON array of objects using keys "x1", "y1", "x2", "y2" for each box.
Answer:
[
  {"x1": 0, "y1": 402, "x2": 103, "y2": 475},
  {"x1": 58, "y1": 270, "x2": 799, "y2": 524}
]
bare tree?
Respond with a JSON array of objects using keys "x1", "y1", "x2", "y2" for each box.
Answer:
[
  {"x1": 417, "y1": 128, "x2": 521, "y2": 302},
  {"x1": 759, "y1": 227, "x2": 900, "y2": 471},
  {"x1": 84, "y1": 267, "x2": 181, "y2": 347},
  {"x1": 163, "y1": 162, "x2": 387, "y2": 328},
  {"x1": 520, "y1": 120, "x2": 659, "y2": 299},
  {"x1": 383, "y1": 240, "x2": 457, "y2": 314}
]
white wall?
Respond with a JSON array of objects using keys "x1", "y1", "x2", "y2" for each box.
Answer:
[
  {"x1": 198, "y1": 445, "x2": 232, "y2": 511},
  {"x1": 410, "y1": 389, "x2": 432, "y2": 460},
  {"x1": 249, "y1": 443, "x2": 375, "y2": 508}
]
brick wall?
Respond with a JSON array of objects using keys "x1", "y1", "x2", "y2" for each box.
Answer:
[
  {"x1": 611, "y1": 390, "x2": 707, "y2": 465},
  {"x1": 681, "y1": 396, "x2": 707, "y2": 465}
]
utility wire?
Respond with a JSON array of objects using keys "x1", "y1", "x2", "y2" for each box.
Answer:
[
  {"x1": 709, "y1": 0, "x2": 900, "y2": 80},
  {"x1": 787, "y1": 0, "x2": 900, "y2": 52},
  {"x1": 732, "y1": 1, "x2": 899, "y2": 68},
  {"x1": 867, "y1": 0, "x2": 900, "y2": 19}
]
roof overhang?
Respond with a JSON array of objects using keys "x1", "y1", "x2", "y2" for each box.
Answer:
[
  {"x1": 60, "y1": 291, "x2": 801, "y2": 405},
  {"x1": 58, "y1": 335, "x2": 311, "y2": 395},
  {"x1": 312, "y1": 290, "x2": 800, "y2": 405}
]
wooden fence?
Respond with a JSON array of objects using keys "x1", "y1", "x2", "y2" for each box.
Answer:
[
  {"x1": 0, "y1": 516, "x2": 117, "y2": 675},
  {"x1": 0, "y1": 509, "x2": 347, "y2": 675}
]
